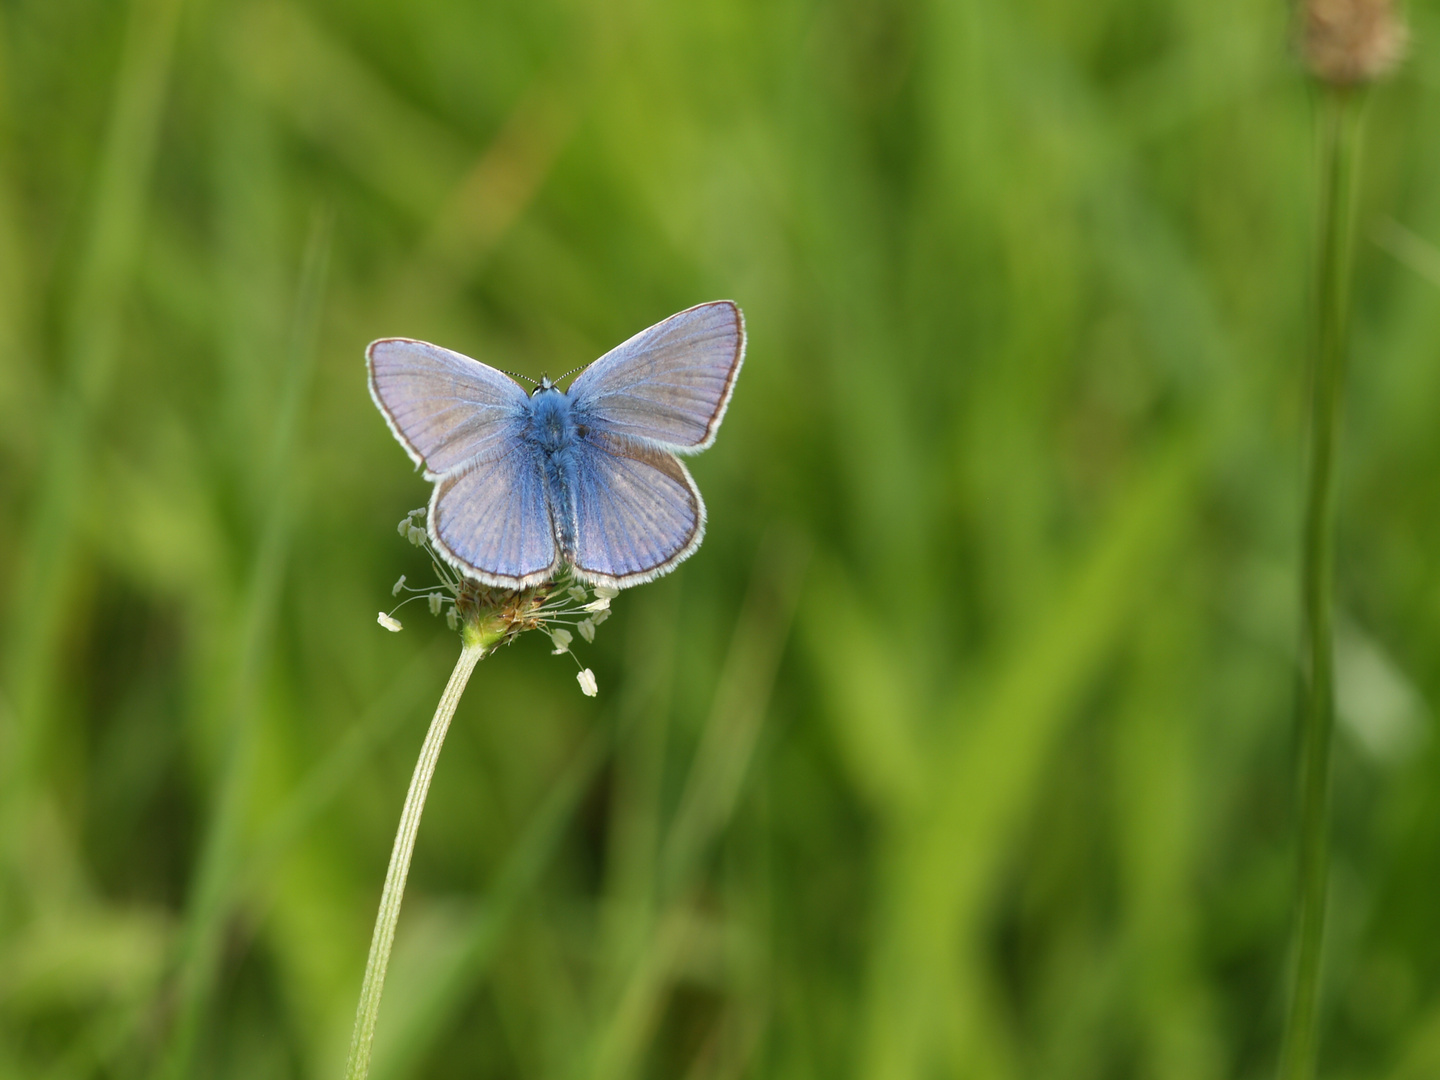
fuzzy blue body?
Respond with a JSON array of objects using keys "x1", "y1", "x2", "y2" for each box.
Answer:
[{"x1": 525, "y1": 387, "x2": 584, "y2": 560}]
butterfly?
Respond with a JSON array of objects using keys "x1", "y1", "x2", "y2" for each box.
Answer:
[{"x1": 367, "y1": 300, "x2": 745, "y2": 590}]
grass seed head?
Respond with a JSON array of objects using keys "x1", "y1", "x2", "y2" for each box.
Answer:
[{"x1": 1301, "y1": 0, "x2": 1406, "y2": 84}]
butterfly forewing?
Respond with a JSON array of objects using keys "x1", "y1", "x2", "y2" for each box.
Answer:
[
  {"x1": 367, "y1": 338, "x2": 531, "y2": 476},
  {"x1": 567, "y1": 301, "x2": 744, "y2": 451},
  {"x1": 430, "y1": 445, "x2": 558, "y2": 587},
  {"x1": 565, "y1": 433, "x2": 704, "y2": 586}
]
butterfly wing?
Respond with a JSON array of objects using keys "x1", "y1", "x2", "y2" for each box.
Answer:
[
  {"x1": 367, "y1": 337, "x2": 531, "y2": 475},
  {"x1": 428, "y1": 444, "x2": 559, "y2": 588},
  {"x1": 564, "y1": 431, "x2": 705, "y2": 587},
  {"x1": 566, "y1": 301, "x2": 745, "y2": 452},
  {"x1": 368, "y1": 338, "x2": 558, "y2": 586}
]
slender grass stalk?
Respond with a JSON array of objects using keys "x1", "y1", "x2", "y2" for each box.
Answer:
[
  {"x1": 345, "y1": 634, "x2": 488, "y2": 1080},
  {"x1": 156, "y1": 212, "x2": 332, "y2": 1080},
  {"x1": 1277, "y1": 86, "x2": 1363, "y2": 1080},
  {"x1": 0, "y1": 0, "x2": 184, "y2": 905}
]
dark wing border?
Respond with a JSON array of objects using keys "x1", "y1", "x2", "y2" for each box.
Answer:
[{"x1": 688, "y1": 300, "x2": 746, "y2": 453}]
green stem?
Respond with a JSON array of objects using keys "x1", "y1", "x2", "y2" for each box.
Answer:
[
  {"x1": 345, "y1": 636, "x2": 486, "y2": 1080},
  {"x1": 1277, "y1": 87, "x2": 1362, "y2": 1080}
]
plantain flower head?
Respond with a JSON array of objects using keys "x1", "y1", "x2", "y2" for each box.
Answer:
[
  {"x1": 1301, "y1": 0, "x2": 1407, "y2": 84},
  {"x1": 378, "y1": 509, "x2": 615, "y2": 693}
]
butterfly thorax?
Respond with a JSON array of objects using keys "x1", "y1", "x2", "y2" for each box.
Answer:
[{"x1": 527, "y1": 387, "x2": 575, "y2": 454}]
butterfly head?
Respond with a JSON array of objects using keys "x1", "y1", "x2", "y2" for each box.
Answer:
[{"x1": 532, "y1": 375, "x2": 559, "y2": 397}]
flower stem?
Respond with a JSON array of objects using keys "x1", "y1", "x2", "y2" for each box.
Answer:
[
  {"x1": 345, "y1": 636, "x2": 486, "y2": 1080},
  {"x1": 1277, "y1": 87, "x2": 1362, "y2": 1080}
]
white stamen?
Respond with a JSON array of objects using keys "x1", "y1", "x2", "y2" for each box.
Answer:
[
  {"x1": 568, "y1": 586, "x2": 588, "y2": 602},
  {"x1": 377, "y1": 612, "x2": 403, "y2": 632},
  {"x1": 406, "y1": 525, "x2": 427, "y2": 547},
  {"x1": 583, "y1": 597, "x2": 610, "y2": 613},
  {"x1": 446, "y1": 608, "x2": 458, "y2": 631},
  {"x1": 577, "y1": 619, "x2": 595, "y2": 644},
  {"x1": 594, "y1": 585, "x2": 619, "y2": 599},
  {"x1": 550, "y1": 628, "x2": 574, "y2": 654},
  {"x1": 577, "y1": 669, "x2": 598, "y2": 697},
  {"x1": 391, "y1": 574, "x2": 407, "y2": 596}
]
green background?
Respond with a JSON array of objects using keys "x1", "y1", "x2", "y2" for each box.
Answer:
[{"x1": 3, "y1": 0, "x2": 1440, "y2": 1077}]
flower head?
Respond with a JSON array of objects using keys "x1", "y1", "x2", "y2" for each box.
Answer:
[
  {"x1": 1301, "y1": 0, "x2": 1406, "y2": 84},
  {"x1": 378, "y1": 508, "x2": 616, "y2": 693}
]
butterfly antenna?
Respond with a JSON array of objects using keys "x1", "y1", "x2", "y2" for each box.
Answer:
[
  {"x1": 555, "y1": 362, "x2": 589, "y2": 385},
  {"x1": 502, "y1": 369, "x2": 540, "y2": 387}
]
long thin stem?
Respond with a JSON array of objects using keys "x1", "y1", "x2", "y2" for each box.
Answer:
[
  {"x1": 1277, "y1": 87, "x2": 1362, "y2": 1080},
  {"x1": 345, "y1": 636, "x2": 486, "y2": 1080}
]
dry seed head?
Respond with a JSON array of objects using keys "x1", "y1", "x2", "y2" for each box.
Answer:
[
  {"x1": 455, "y1": 578, "x2": 555, "y2": 651},
  {"x1": 1301, "y1": 0, "x2": 1407, "y2": 84}
]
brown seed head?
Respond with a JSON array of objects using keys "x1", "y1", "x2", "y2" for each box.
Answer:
[
  {"x1": 456, "y1": 579, "x2": 554, "y2": 650},
  {"x1": 1301, "y1": 0, "x2": 1408, "y2": 85}
]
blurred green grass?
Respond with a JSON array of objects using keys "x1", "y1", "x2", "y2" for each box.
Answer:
[{"x1": 3, "y1": 0, "x2": 1440, "y2": 1077}]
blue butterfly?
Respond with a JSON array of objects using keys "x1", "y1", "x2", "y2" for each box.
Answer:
[{"x1": 367, "y1": 301, "x2": 746, "y2": 590}]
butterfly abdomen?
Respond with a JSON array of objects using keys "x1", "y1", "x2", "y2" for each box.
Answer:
[{"x1": 526, "y1": 388, "x2": 581, "y2": 562}]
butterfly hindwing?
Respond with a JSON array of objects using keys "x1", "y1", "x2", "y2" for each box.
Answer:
[
  {"x1": 430, "y1": 443, "x2": 559, "y2": 588},
  {"x1": 367, "y1": 338, "x2": 531, "y2": 476},
  {"x1": 567, "y1": 301, "x2": 744, "y2": 452},
  {"x1": 564, "y1": 431, "x2": 705, "y2": 587}
]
